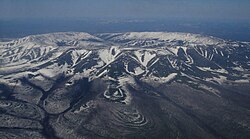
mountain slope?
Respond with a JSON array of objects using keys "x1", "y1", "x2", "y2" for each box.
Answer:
[{"x1": 0, "y1": 32, "x2": 250, "y2": 139}]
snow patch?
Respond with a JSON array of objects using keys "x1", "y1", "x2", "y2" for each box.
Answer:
[
  {"x1": 134, "y1": 50, "x2": 156, "y2": 67},
  {"x1": 99, "y1": 46, "x2": 120, "y2": 64}
]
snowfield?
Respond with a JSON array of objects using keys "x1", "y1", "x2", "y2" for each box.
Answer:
[{"x1": 0, "y1": 32, "x2": 250, "y2": 139}]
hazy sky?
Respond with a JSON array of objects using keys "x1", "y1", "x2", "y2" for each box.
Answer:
[{"x1": 0, "y1": 0, "x2": 250, "y2": 21}]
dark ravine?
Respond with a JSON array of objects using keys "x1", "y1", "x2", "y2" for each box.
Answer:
[
  {"x1": 0, "y1": 32, "x2": 250, "y2": 138},
  {"x1": 41, "y1": 115, "x2": 59, "y2": 139}
]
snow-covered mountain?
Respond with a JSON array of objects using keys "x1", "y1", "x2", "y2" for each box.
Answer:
[{"x1": 0, "y1": 32, "x2": 250, "y2": 139}]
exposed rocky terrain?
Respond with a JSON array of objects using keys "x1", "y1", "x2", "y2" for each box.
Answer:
[{"x1": 0, "y1": 32, "x2": 250, "y2": 139}]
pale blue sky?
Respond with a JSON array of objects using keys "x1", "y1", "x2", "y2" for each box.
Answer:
[{"x1": 0, "y1": 0, "x2": 250, "y2": 21}]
